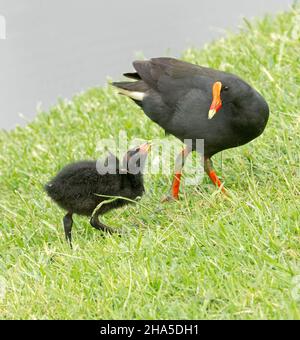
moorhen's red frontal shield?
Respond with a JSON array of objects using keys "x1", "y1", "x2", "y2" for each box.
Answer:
[{"x1": 209, "y1": 81, "x2": 223, "y2": 119}]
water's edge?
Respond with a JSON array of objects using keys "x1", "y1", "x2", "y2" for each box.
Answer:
[{"x1": 0, "y1": 0, "x2": 293, "y2": 129}]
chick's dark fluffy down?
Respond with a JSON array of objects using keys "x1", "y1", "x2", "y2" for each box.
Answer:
[{"x1": 45, "y1": 161, "x2": 144, "y2": 216}]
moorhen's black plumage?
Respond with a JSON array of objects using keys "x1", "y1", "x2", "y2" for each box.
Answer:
[
  {"x1": 113, "y1": 57, "x2": 269, "y2": 199},
  {"x1": 45, "y1": 143, "x2": 150, "y2": 246}
]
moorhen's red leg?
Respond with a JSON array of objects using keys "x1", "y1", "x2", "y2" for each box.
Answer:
[
  {"x1": 204, "y1": 157, "x2": 227, "y2": 194},
  {"x1": 162, "y1": 146, "x2": 192, "y2": 202}
]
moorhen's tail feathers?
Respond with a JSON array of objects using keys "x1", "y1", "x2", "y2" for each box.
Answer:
[
  {"x1": 123, "y1": 72, "x2": 141, "y2": 80},
  {"x1": 112, "y1": 80, "x2": 149, "y2": 102},
  {"x1": 113, "y1": 57, "x2": 206, "y2": 103},
  {"x1": 132, "y1": 60, "x2": 160, "y2": 88},
  {"x1": 112, "y1": 81, "x2": 148, "y2": 92}
]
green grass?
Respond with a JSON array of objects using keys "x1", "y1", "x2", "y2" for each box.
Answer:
[{"x1": 1, "y1": 5, "x2": 300, "y2": 320}]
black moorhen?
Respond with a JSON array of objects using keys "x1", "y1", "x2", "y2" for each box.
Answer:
[
  {"x1": 113, "y1": 57, "x2": 269, "y2": 200},
  {"x1": 45, "y1": 143, "x2": 151, "y2": 246}
]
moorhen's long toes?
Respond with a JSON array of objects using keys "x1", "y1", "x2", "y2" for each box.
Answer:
[
  {"x1": 113, "y1": 57, "x2": 269, "y2": 199},
  {"x1": 90, "y1": 213, "x2": 118, "y2": 235}
]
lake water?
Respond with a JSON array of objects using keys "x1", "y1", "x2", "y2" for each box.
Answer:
[{"x1": 0, "y1": 0, "x2": 293, "y2": 129}]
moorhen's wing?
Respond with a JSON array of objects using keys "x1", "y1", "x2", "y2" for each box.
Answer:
[
  {"x1": 133, "y1": 58, "x2": 220, "y2": 107},
  {"x1": 113, "y1": 58, "x2": 222, "y2": 129},
  {"x1": 133, "y1": 58, "x2": 216, "y2": 86}
]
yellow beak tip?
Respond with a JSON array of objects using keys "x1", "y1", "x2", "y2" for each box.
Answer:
[{"x1": 208, "y1": 109, "x2": 216, "y2": 120}]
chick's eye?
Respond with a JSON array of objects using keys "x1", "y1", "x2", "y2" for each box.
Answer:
[{"x1": 223, "y1": 86, "x2": 229, "y2": 92}]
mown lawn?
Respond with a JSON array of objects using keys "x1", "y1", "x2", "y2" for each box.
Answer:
[{"x1": 0, "y1": 5, "x2": 299, "y2": 319}]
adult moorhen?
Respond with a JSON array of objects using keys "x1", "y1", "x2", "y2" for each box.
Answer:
[
  {"x1": 113, "y1": 58, "x2": 269, "y2": 200},
  {"x1": 45, "y1": 143, "x2": 151, "y2": 247}
]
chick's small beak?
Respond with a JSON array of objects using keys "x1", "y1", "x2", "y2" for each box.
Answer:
[
  {"x1": 139, "y1": 142, "x2": 152, "y2": 154},
  {"x1": 208, "y1": 81, "x2": 222, "y2": 119}
]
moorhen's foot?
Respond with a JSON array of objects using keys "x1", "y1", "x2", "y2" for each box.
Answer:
[
  {"x1": 98, "y1": 227, "x2": 124, "y2": 238},
  {"x1": 161, "y1": 194, "x2": 179, "y2": 203},
  {"x1": 90, "y1": 215, "x2": 121, "y2": 236},
  {"x1": 220, "y1": 185, "x2": 229, "y2": 196},
  {"x1": 115, "y1": 227, "x2": 129, "y2": 236}
]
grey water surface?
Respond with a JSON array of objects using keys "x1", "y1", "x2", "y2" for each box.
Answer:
[{"x1": 0, "y1": 0, "x2": 294, "y2": 129}]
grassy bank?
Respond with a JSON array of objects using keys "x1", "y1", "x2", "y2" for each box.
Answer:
[{"x1": 0, "y1": 5, "x2": 299, "y2": 319}]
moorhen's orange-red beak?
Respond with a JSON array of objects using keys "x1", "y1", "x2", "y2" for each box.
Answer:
[{"x1": 208, "y1": 81, "x2": 222, "y2": 119}]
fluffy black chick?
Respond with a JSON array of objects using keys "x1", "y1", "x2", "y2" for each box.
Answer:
[{"x1": 45, "y1": 143, "x2": 151, "y2": 246}]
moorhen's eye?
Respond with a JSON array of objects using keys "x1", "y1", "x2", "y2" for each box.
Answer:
[{"x1": 223, "y1": 86, "x2": 229, "y2": 92}]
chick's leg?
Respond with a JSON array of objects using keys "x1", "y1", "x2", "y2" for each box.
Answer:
[{"x1": 63, "y1": 212, "x2": 73, "y2": 248}]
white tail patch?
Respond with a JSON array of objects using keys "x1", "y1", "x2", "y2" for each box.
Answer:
[{"x1": 117, "y1": 88, "x2": 145, "y2": 101}]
